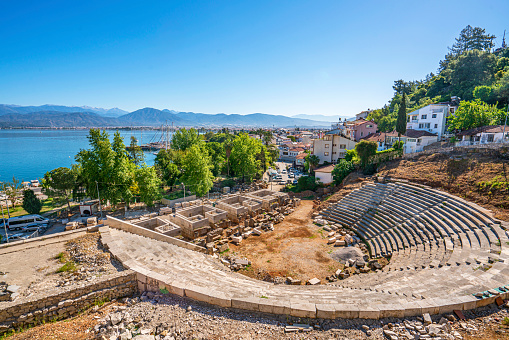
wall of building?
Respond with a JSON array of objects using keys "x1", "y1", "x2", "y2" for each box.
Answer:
[{"x1": 315, "y1": 171, "x2": 333, "y2": 184}]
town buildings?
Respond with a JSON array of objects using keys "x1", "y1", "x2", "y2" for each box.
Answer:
[
  {"x1": 312, "y1": 129, "x2": 357, "y2": 164},
  {"x1": 455, "y1": 125, "x2": 509, "y2": 145}
]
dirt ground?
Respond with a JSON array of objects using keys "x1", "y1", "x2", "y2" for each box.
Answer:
[
  {"x1": 229, "y1": 200, "x2": 345, "y2": 283},
  {"x1": 377, "y1": 152, "x2": 509, "y2": 221}
]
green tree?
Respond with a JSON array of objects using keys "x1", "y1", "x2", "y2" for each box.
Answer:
[
  {"x1": 43, "y1": 167, "x2": 77, "y2": 211},
  {"x1": 304, "y1": 154, "x2": 320, "y2": 174},
  {"x1": 355, "y1": 140, "x2": 378, "y2": 168},
  {"x1": 473, "y1": 85, "x2": 495, "y2": 103},
  {"x1": 449, "y1": 25, "x2": 496, "y2": 55},
  {"x1": 288, "y1": 135, "x2": 296, "y2": 142},
  {"x1": 331, "y1": 160, "x2": 355, "y2": 186},
  {"x1": 128, "y1": 136, "x2": 145, "y2": 166},
  {"x1": 135, "y1": 165, "x2": 162, "y2": 207},
  {"x1": 396, "y1": 92, "x2": 407, "y2": 141},
  {"x1": 22, "y1": 189, "x2": 42, "y2": 215},
  {"x1": 230, "y1": 133, "x2": 261, "y2": 181},
  {"x1": 444, "y1": 50, "x2": 496, "y2": 100},
  {"x1": 154, "y1": 149, "x2": 180, "y2": 186},
  {"x1": 171, "y1": 128, "x2": 200, "y2": 151},
  {"x1": 205, "y1": 142, "x2": 226, "y2": 176},
  {"x1": 344, "y1": 149, "x2": 357, "y2": 162},
  {"x1": 3, "y1": 177, "x2": 22, "y2": 209},
  {"x1": 75, "y1": 129, "x2": 135, "y2": 206},
  {"x1": 448, "y1": 99, "x2": 504, "y2": 132},
  {"x1": 297, "y1": 176, "x2": 318, "y2": 191},
  {"x1": 180, "y1": 144, "x2": 214, "y2": 196}
]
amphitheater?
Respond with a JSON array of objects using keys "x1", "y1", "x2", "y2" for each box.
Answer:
[{"x1": 95, "y1": 179, "x2": 509, "y2": 320}]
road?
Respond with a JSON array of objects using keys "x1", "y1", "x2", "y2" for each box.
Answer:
[{"x1": 263, "y1": 161, "x2": 300, "y2": 191}]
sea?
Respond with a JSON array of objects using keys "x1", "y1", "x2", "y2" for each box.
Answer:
[{"x1": 0, "y1": 129, "x2": 169, "y2": 183}]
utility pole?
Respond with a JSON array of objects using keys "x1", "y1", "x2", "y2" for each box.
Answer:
[
  {"x1": 504, "y1": 103, "x2": 508, "y2": 143},
  {"x1": 1, "y1": 203, "x2": 8, "y2": 243},
  {"x1": 95, "y1": 181, "x2": 103, "y2": 220},
  {"x1": 182, "y1": 183, "x2": 186, "y2": 199}
]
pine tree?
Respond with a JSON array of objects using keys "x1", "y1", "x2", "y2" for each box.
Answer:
[
  {"x1": 22, "y1": 189, "x2": 42, "y2": 215},
  {"x1": 396, "y1": 92, "x2": 407, "y2": 142}
]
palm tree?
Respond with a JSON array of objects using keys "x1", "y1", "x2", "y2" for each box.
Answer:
[{"x1": 305, "y1": 154, "x2": 320, "y2": 174}]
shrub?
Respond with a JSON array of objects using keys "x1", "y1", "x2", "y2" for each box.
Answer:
[
  {"x1": 22, "y1": 189, "x2": 42, "y2": 214},
  {"x1": 355, "y1": 140, "x2": 378, "y2": 168},
  {"x1": 331, "y1": 160, "x2": 355, "y2": 185}
]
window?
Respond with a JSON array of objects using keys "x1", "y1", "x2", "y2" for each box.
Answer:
[
  {"x1": 434, "y1": 124, "x2": 438, "y2": 128},
  {"x1": 407, "y1": 116, "x2": 410, "y2": 122},
  {"x1": 487, "y1": 134, "x2": 494, "y2": 142},
  {"x1": 432, "y1": 114, "x2": 437, "y2": 118},
  {"x1": 324, "y1": 152, "x2": 329, "y2": 156},
  {"x1": 407, "y1": 138, "x2": 416, "y2": 142},
  {"x1": 418, "y1": 123, "x2": 430, "y2": 129},
  {"x1": 449, "y1": 108, "x2": 454, "y2": 113},
  {"x1": 332, "y1": 152, "x2": 336, "y2": 154},
  {"x1": 361, "y1": 132, "x2": 364, "y2": 137},
  {"x1": 366, "y1": 124, "x2": 373, "y2": 128},
  {"x1": 412, "y1": 116, "x2": 417, "y2": 121},
  {"x1": 421, "y1": 114, "x2": 427, "y2": 119},
  {"x1": 432, "y1": 108, "x2": 442, "y2": 113},
  {"x1": 325, "y1": 144, "x2": 329, "y2": 148},
  {"x1": 333, "y1": 144, "x2": 337, "y2": 146},
  {"x1": 339, "y1": 144, "x2": 346, "y2": 149}
]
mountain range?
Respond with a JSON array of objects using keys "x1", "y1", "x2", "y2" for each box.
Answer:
[{"x1": 0, "y1": 105, "x2": 339, "y2": 128}]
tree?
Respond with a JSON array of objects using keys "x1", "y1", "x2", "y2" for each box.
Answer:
[
  {"x1": 22, "y1": 189, "x2": 42, "y2": 214},
  {"x1": 135, "y1": 165, "x2": 162, "y2": 207},
  {"x1": 344, "y1": 149, "x2": 357, "y2": 162},
  {"x1": 296, "y1": 176, "x2": 318, "y2": 191},
  {"x1": 179, "y1": 144, "x2": 214, "y2": 196},
  {"x1": 473, "y1": 85, "x2": 495, "y2": 103},
  {"x1": 230, "y1": 133, "x2": 261, "y2": 181},
  {"x1": 205, "y1": 142, "x2": 225, "y2": 176},
  {"x1": 171, "y1": 128, "x2": 200, "y2": 151},
  {"x1": 331, "y1": 160, "x2": 355, "y2": 186},
  {"x1": 3, "y1": 177, "x2": 22, "y2": 210},
  {"x1": 444, "y1": 50, "x2": 496, "y2": 100},
  {"x1": 43, "y1": 167, "x2": 77, "y2": 211},
  {"x1": 396, "y1": 92, "x2": 407, "y2": 141},
  {"x1": 304, "y1": 154, "x2": 320, "y2": 174},
  {"x1": 355, "y1": 140, "x2": 378, "y2": 168},
  {"x1": 449, "y1": 25, "x2": 496, "y2": 55},
  {"x1": 288, "y1": 135, "x2": 296, "y2": 142},
  {"x1": 154, "y1": 149, "x2": 181, "y2": 186},
  {"x1": 128, "y1": 136, "x2": 145, "y2": 166},
  {"x1": 448, "y1": 99, "x2": 504, "y2": 132},
  {"x1": 75, "y1": 129, "x2": 135, "y2": 206}
]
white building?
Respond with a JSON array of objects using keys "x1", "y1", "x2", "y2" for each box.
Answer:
[
  {"x1": 312, "y1": 130, "x2": 357, "y2": 164},
  {"x1": 314, "y1": 164, "x2": 334, "y2": 184},
  {"x1": 406, "y1": 98, "x2": 459, "y2": 139},
  {"x1": 384, "y1": 129, "x2": 439, "y2": 154},
  {"x1": 456, "y1": 125, "x2": 509, "y2": 145}
]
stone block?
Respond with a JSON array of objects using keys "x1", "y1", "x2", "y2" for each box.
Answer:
[
  {"x1": 379, "y1": 304, "x2": 405, "y2": 318},
  {"x1": 290, "y1": 302, "x2": 316, "y2": 318},
  {"x1": 231, "y1": 297, "x2": 260, "y2": 312},
  {"x1": 358, "y1": 306, "x2": 380, "y2": 319},
  {"x1": 333, "y1": 304, "x2": 359, "y2": 319},
  {"x1": 316, "y1": 304, "x2": 335, "y2": 319},
  {"x1": 307, "y1": 278, "x2": 320, "y2": 285}
]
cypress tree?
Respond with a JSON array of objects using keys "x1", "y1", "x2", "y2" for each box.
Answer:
[
  {"x1": 396, "y1": 92, "x2": 407, "y2": 142},
  {"x1": 22, "y1": 189, "x2": 42, "y2": 215}
]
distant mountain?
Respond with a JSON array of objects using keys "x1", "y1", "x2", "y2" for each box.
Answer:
[
  {"x1": 0, "y1": 111, "x2": 118, "y2": 128},
  {"x1": 291, "y1": 114, "x2": 353, "y2": 122},
  {"x1": 0, "y1": 104, "x2": 128, "y2": 118},
  {"x1": 119, "y1": 108, "x2": 329, "y2": 127},
  {"x1": 0, "y1": 104, "x2": 331, "y2": 128}
]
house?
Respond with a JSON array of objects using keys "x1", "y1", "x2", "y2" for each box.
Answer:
[
  {"x1": 314, "y1": 164, "x2": 335, "y2": 185},
  {"x1": 361, "y1": 132, "x2": 398, "y2": 151},
  {"x1": 455, "y1": 125, "x2": 509, "y2": 145},
  {"x1": 355, "y1": 109, "x2": 372, "y2": 120},
  {"x1": 295, "y1": 153, "x2": 307, "y2": 169},
  {"x1": 346, "y1": 119, "x2": 378, "y2": 141},
  {"x1": 384, "y1": 129, "x2": 439, "y2": 154},
  {"x1": 406, "y1": 97, "x2": 460, "y2": 139},
  {"x1": 312, "y1": 130, "x2": 357, "y2": 164},
  {"x1": 278, "y1": 143, "x2": 306, "y2": 163}
]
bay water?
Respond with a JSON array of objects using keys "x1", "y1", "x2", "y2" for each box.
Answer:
[{"x1": 0, "y1": 129, "x2": 167, "y2": 183}]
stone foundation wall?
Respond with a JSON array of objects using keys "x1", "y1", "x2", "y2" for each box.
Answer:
[{"x1": 0, "y1": 271, "x2": 137, "y2": 331}]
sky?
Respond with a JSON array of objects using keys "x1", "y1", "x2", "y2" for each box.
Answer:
[{"x1": 1, "y1": 1, "x2": 509, "y2": 117}]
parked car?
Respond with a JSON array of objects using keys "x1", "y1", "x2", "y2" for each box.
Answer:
[
  {"x1": 282, "y1": 169, "x2": 287, "y2": 174},
  {"x1": 6, "y1": 233, "x2": 30, "y2": 241},
  {"x1": 278, "y1": 180, "x2": 286, "y2": 185},
  {"x1": 289, "y1": 173, "x2": 294, "y2": 178},
  {"x1": 293, "y1": 179, "x2": 298, "y2": 185},
  {"x1": 21, "y1": 223, "x2": 40, "y2": 233}
]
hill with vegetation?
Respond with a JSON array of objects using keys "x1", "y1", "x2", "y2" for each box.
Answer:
[{"x1": 369, "y1": 25, "x2": 509, "y2": 132}]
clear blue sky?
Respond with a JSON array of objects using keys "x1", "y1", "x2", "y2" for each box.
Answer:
[{"x1": 1, "y1": 0, "x2": 508, "y2": 117}]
